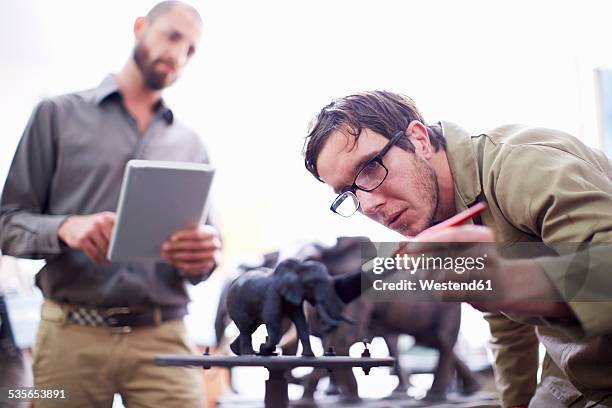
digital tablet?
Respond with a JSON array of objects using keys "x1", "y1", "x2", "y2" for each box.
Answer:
[{"x1": 107, "y1": 160, "x2": 215, "y2": 262}]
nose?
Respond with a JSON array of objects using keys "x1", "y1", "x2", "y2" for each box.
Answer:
[{"x1": 356, "y1": 189, "x2": 384, "y2": 216}]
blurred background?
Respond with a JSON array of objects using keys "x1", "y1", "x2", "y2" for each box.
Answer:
[{"x1": 2, "y1": 0, "x2": 612, "y2": 404}]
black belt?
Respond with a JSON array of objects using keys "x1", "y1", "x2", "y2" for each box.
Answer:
[{"x1": 66, "y1": 304, "x2": 187, "y2": 333}]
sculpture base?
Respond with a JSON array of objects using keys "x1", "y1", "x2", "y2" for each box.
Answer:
[{"x1": 155, "y1": 354, "x2": 394, "y2": 408}]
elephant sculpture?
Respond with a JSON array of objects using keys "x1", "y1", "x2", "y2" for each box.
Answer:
[
  {"x1": 227, "y1": 258, "x2": 350, "y2": 356},
  {"x1": 299, "y1": 293, "x2": 480, "y2": 402},
  {"x1": 286, "y1": 238, "x2": 480, "y2": 401},
  {"x1": 218, "y1": 237, "x2": 480, "y2": 401}
]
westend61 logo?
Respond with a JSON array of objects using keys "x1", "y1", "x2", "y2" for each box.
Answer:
[{"x1": 371, "y1": 253, "x2": 488, "y2": 275}]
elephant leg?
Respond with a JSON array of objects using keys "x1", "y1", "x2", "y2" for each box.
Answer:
[
  {"x1": 287, "y1": 370, "x2": 304, "y2": 386},
  {"x1": 426, "y1": 338, "x2": 453, "y2": 401},
  {"x1": 289, "y1": 307, "x2": 314, "y2": 357},
  {"x1": 454, "y1": 354, "x2": 480, "y2": 395},
  {"x1": 325, "y1": 335, "x2": 359, "y2": 401},
  {"x1": 260, "y1": 290, "x2": 284, "y2": 355},
  {"x1": 384, "y1": 334, "x2": 408, "y2": 394},
  {"x1": 426, "y1": 349, "x2": 452, "y2": 400},
  {"x1": 280, "y1": 324, "x2": 299, "y2": 356},
  {"x1": 333, "y1": 369, "x2": 360, "y2": 402},
  {"x1": 229, "y1": 336, "x2": 241, "y2": 355},
  {"x1": 302, "y1": 368, "x2": 326, "y2": 400},
  {"x1": 230, "y1": 330, "x2": 256, "y2": 355},
  {"x1": 260, "y1": 319, "x2": 283, "y2": 355},
  {"x1": 324, "y1": 378, "x2": 340, "y2": 396},
  {"x1": 239, "y1": 331, "x2": 256, "y2": 355},
  {"x1": 426, "y1": 303, "x2": 461, "y2": 400}
]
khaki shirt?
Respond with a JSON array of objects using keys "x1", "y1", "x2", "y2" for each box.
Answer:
[{"x1": 444, "y1": 121, "x2": 612, "y2": 407}]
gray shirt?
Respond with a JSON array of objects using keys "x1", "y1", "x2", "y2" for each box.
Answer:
[{"x1": 0, "y1": 75, "x2": 212, "y2": 307}]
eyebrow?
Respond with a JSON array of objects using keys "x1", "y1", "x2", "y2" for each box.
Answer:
[{"x1": 333, "y1": 152, "x2": 378, "y2": 194}]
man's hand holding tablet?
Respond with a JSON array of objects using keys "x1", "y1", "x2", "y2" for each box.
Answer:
[{"x1": 161, "y1": 224, "x2": 221, "y2": 276}]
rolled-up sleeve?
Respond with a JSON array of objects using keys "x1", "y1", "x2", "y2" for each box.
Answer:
[{"x1": 0, "y1": 99, "x2": 68, "y2": 259}]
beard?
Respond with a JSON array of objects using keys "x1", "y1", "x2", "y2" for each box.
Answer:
[
  {"x1": 401, "y1": 154, "x2": 440, "y2": 234},
  {"x1": 133, "y1": 41, "x2": 174, "y2": 90}
]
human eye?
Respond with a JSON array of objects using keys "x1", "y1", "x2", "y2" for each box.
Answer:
[
  {"x1": 360, "y1": 160, "x2": 379, "y2": 177},
  {"x1": 168, "y1": 30, "x2": 182, "y2": 42}
]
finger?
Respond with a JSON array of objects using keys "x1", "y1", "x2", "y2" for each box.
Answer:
[
  {"x1": 102, "y1": 211, "x2": 117, "y2": 222},
  {"x1": 100, "y1": 218, "x2": 115, "y2": 242},
  {"x1": 89, "y1": 215, "x2": 113, "y2": 244},
  {"x1": 89, "y1": 222, "x2": 111, "y2": 262},
  {"x1": 80, "y1": 238, "x2": 102, "y2": 263},
  {"x1": 171, "y1": 226, "x2": 218, "y2": 242},
  {"x1": 169, "y1": 229, "x2": 201, "y2": 242},
  {"x1": 89, "y1": 229, "x2": 109, "y2": 256},
  {"x1": 162, "y1": 238, "x2": 221, "y2": 252},
  {"x1": 163, "y1": 249, "x2": 218, "y2": 263}
]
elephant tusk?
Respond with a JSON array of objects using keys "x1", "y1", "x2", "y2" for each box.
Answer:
[{"x1": 317, "y1": 304, "x2": 340, "y2": 329}]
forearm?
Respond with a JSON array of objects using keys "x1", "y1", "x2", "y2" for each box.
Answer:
[
  {"x1": 471, "y1": 258, "x2": 576, "y2": 319},
  {"x1": 1, "y1": 100, "x2": 62, "y2": 259},
  {"x1": 381, "y1": 255, "x2": 577, "y2": 319},
  {"x1": 336, "y1": 251, "x2": 575, "y2": 319},
  {"x1": 0, "y1": 210, "x2": 68, "y2": 259}
]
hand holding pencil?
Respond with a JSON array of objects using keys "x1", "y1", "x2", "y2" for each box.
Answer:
[{"x1": 397, "y1": 202, "x2": 494, "y2": 256}]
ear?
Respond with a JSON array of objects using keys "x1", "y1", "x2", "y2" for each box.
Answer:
[
  {"x1": 274, "y1": 259, "x2": 304, "y2": 306},
  {"x1": 133, "y1": 16, "x2": 147, "y2": 41},
  {"x1": 301, "y1": 260, "x2": 329, "y2": 280},
  {"x1": 406, "y1": 120, "x2": 433, "y2": 160},
  {"x1": 299, "y1": 261, "x2": 333, "y2": 296}
]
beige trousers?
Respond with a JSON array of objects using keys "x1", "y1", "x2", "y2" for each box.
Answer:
[{"x1": 32, "y1": 300, "x2": 203, "y2": 408}]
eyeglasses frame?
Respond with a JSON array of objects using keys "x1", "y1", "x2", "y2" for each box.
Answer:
[{"x1": 330, "y1": 130, "x2": 405, "y2": 216}]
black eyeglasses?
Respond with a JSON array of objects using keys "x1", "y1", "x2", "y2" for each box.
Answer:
[{"x1": 330, "y1": 130, "x2": 404, "y2": 217}]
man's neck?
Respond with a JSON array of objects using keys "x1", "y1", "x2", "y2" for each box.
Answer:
[{"x1": 115, "y1": 60, "x2": 161, "y2": 110}]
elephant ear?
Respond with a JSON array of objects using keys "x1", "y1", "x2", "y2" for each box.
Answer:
[
  {"x1": 274, "y1": 259, "x2": 304, "y2": 306},
  {"x1": 300, "y1": 260, "x2": 329, "y2": 281}
]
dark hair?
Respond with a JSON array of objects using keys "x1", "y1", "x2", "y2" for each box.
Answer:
[
  {"x1": 146, "y1": 1, "x2": 202, "y2": 24},
  {"x1": 303, "y1": 90, "x2": 446, "y2": 181}
]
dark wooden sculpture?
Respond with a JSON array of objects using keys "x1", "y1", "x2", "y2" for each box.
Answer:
[{"x1": 227, "y1": 258, "x2": 351, "y2": 356}]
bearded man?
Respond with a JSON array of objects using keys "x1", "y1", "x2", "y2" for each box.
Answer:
[{"x1": 0, "y1": 2, "x2": 221, "y2": 406}]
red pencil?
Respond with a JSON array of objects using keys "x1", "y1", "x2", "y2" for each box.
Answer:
[{"x1": 417, "y1": 202, "x2": 487, "y2": 237}]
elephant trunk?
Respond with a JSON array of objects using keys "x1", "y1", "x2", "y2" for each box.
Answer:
[
  {"x1": 316, "y1": 303, "x2": 340, "y2": 333},
  {"x1": 316, "y1": 287, "x2": 355, "y2": 333}
]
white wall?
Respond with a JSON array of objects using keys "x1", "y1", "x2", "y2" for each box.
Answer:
[
  {"x1": 2, "y1": 0, "x2": 612, "y2": 345},
  {"x1": 3, "y1": 0, "x2": 612, "y2": 254}
]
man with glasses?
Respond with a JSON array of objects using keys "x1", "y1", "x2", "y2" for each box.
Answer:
[{"x1": 303, "y1": 90, "x2": 612, "y2": 407}]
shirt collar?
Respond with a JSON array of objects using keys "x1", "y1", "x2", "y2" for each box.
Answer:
[
  {"x1": 153, "y1": 99, "x2": 174, "y2": 125},
  {"x1": 91, "y1": 75, "x2": 120, "y2": 105},
  {"x1": 91, "y1": 74, "x2": 174, "y2": 125},
  {"x1": 441, "y1": 121, "x2": 483, "y2": 212}
]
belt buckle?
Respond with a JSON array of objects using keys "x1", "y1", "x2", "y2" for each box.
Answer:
[{"x1": 103, "y1": 307, "x2": 133, "y2": 333}]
